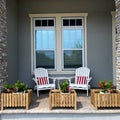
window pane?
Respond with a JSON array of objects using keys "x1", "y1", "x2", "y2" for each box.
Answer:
[
  {"x1": 70, "y1": 19, "x2": 75, "y2": 26},
  {"x1": 48, "y1": 20, "x2": 54, "y2": 26},
  {"x1": 36, "y1": 50, "x2": 54, "y2": 68},
  {"x1": 35, "y1": 30, "x2": 55, "y2": 50},
  {"x1": 48, "y1": 31, "x2": 55, "y2": 49},
  {"x1": 63, "y1": 29, "x2": 83, "y2": 49},
  {"x1": 63, "y1": 19, "x2": 69, "y2": 26},
  {"x1": 42, "y1": 20, "x2": 47, "y2": 26},
  {"x1": 76, "y1": 19, "x2": 82, "y2": 26},
  {"x1": 35, "y1": 18, "x2": 55, "y2": 69},
  {"x1": 35, "y1": 20, "x2": 41, "y2": 27},
  {"x1": 63, "y1": 18, "x2": 82, "y2": 26},
  {"x1": 64, "y1": 50, "x2": 82, "y2": 68}
]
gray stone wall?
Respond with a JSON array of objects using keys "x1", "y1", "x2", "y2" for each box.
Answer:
[
  {"x1": 0, "y1": 0, "x2": 7, "y2": 88},
  {"x1": 115, "y1": 0, "x2": 120, "y2": 89}
]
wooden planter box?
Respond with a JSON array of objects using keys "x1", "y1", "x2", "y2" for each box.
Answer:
[
  {"x1": 1, "y1": 89, "x2": 32, "y2": 110},
  {"x1": 49, "y1": 89, "x2": 77, "y2": 110},
  {"x1": 91, "y1": 89, "x2": 120, "y2": 109}
]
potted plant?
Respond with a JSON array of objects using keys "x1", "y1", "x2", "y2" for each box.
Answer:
[
  {"x1": 13, "y1": 80, "x2": 28, "y2": 92},
  {"x1": 59, "y1": 80, "x2": 70, "y2": 93},
  {"x1": 3, "y1": 80, "x2": 28, "y2": 93},
  {"x1": 1, "y1": 80, "x2": 32, "y2": 110},
  {"x1": 3, "y1": 83, "x2": 13, "y2": 93},
  {"x1": 91, "y1": 80, "x2": 119, "y2": 109},
  {"x1": 98, "y1": 80, "x2": 115, "y2": 93}
]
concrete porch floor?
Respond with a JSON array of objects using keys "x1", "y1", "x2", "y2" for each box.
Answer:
[{"x1": 1, "y1": 90, "x2": 120, "y2": 114}]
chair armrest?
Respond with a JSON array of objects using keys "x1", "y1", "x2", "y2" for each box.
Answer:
[
  {"x1": 87, "y1": 77, "x2": 92, "y2": 84},
  {"x1": 69, "y1": 76, "x2": 75, "y2": 79},
  {"x1": 48, "y1": 77, "x2": 56, "y2": 84},
  {"x1": 32, "y1": 77, "x2": 38, "y2": 85},
  {"x1": 89, "y1": 77, "x2": 92, "y2": 81},
  {"x1": 68, "y1": 76, "x2": 75, "y2": 83}
]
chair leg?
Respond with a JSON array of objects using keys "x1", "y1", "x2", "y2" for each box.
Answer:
[
  {"x1": 87, "y1": 89, "x2": 88, "y2": 96},
  {"x1": 37, "y1": 90, "x2": 39, "y2": 97}
]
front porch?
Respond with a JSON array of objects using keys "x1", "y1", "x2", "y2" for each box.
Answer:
[
  {"x1": 1, "y1": 0, "x2": 120, "y2": 119},
  {"x1": 1, "y1": 90, "x2": 120, "y2": 114}
]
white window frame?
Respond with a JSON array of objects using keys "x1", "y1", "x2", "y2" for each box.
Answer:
[
  {"x1": 62, "y1": 17, "x2": 85, "y2": 70},
  {"x1": 34, "y1": 18, "x2": 56, "y2": 70},
  {"x1": 29, "y1": 13, "x2": 88, "y2": 74}
]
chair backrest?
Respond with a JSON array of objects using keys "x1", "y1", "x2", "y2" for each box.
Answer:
[
  {"x1": 34, "y1": 68, "x2": 49, "y2": 85},
  {"x1": 75, "y1": 67, "x2": 90, "y2": 85}
]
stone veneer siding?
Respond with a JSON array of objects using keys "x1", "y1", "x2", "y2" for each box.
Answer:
[
  {"x1": 115, "y1": 0, "x2": 120, "y2": 89},
  {"x1": 0, "y1": 0, "x2": 7, "y2": 88}
]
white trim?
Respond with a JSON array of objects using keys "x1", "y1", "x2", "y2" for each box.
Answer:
[
  {"x1": 29, "y1": 13, "x2": 88, "y2": 18},
  {"x1": 84, "y1": 15, "x2": 88, "y2": 67},
  {"x1": 56, "y1": 16, "x2": 62, "y2": 72},
  {"x1": 29, "y1": 13, "x2": 88, "y2": 74},
  {"x1": 62, "y1": 17, "x2": 84, "y2": 69},
  {"x1": 30, "y1": 17, "x2": 34, "y2": 73},
  {"x1": 34, "y1": 18, "x2": 56, "y2": 70}
]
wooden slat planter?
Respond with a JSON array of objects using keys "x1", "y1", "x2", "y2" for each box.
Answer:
[
  {"x1": 1, "y1": 89, "x2": 32, "y2": 110},
  {"x1": 49, "y1": 89, "x2": 77, "y2": 110},
  {"x1": 91, "y1": 89, "x2": 120, "y2": 109}
]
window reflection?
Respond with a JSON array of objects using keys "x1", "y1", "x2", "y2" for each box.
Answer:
[
  {"x1": 36, "y1": 30, "x2": 55, "y2": 50},
  {"x1": 36, "y1": 51, "x2": 54, "y2": 68},
  {"x1": 64, "y1": 50, "x2": 82, "y2": 68},
  {"x1": 63, "y1": 29, "x2": 83, "y2": 49},
  {"x1": 35, "y1": 28, "x2": 55, "y2": 69}
]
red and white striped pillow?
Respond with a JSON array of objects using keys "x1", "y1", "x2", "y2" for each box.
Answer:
[
  {"x1": 77, "y1": 76, "x2": 87, "y2": 84},
  {"x1": 37, "y1": 77, "x2": 48, "y2": 85}
]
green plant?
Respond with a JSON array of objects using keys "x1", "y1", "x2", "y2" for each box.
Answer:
[
  {"x1": 13, "y1": 80, "x2": 28, "y2": 92},
  {"x1": 4, "y1": 84, "x2": 13, "y2": 93},
  {"x1": 98, "y1": 80, "x2": 114, "y2": 93},
  {"x1": 59, "y1": 80, "x2": 69, "y2": 93},
  {"x1": 3, "y1": 80, "x2": 28, "y2": 93}
]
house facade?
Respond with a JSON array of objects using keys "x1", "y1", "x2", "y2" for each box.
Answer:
[{"x1": 0, "y1": 0, "x2": 119, "y2": 89}]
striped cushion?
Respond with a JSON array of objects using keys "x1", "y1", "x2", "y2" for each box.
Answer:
[
  {"x1": 37, "y1": 77, "x2": 48, "y2": 85},
  {"x1": 77, "y1": 76, "x2": 87, "y2": 84}
]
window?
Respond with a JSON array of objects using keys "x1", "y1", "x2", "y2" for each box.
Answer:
[
  {"x1": 30, "y1": 13, "x2": 88, "y2": 74},
  {"x1": 34, "y1": 18, "x2": 55, "y2": 69},
  {"x1": 62, "y1": 18, "x2": 84, "y2": 69}
]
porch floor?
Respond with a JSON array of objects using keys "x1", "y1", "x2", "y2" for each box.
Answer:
[{"x1": 1, "y1": 90, "x2": 120, "y2": 114}]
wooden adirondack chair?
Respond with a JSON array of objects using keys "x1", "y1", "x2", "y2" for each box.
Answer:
[
  {"x1": 69, "y1": 67, "x2": 92, "y2": 96},
  {"x1": 33, "y1": 68, "x2": 55, "y2": 97}
]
